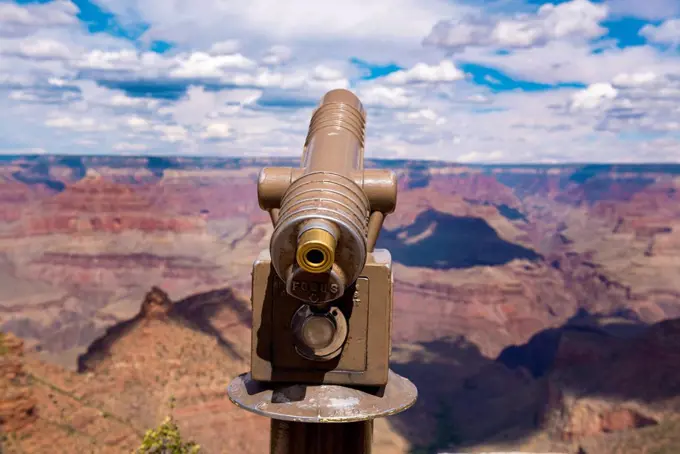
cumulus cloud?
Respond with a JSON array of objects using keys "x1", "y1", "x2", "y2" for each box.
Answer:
[
  {"x1": 612, "y1": 72, "x2": 659, "y2": 87},
  {"x1": 384, "y1": 60, "x2": 464, "y2": 84},
  {"x1": 262, "y1": 45, "x2": 293, "y2": 66},
  {"x1": 209, "y1": 40, "x2": 240, "y2": 55},
  {"x1": 113, "y1": 142, "x2": 149, "y2": 152},
  {"x1": 570, "y1": 83, "x2": 618, "y2": 110},
  {"x1": 125, "y1": 116, "x2": 152, "y2": 130},
  {"x1": 96, "y1": 0, "x2": 463, "y2": 51},
  {"x1": 356, "y1": 85, "x2": 411, "y2": 108},
  {"x1": 0, "y1": 1, "x2": 78, "y2": 38},
  {"x1": 0, "y1": 38, "x2": 76, "y2": 60},
  {"x1": 45, "y1": 116, "x2": 114, "y2": 132},
  {"x1": 200, "y1": 122, "x2": 231, "y2": 140},
  {"x1": 453, "y1": 39, "x2": 678, "y2": 86},
  {"x1": 424, "y1": 0, "x2": 608, "y2": 52},
  {"x1": 556, "y1": 71, "x2": 680, "y2": 140},
  {"x1": 397, "y1": 108, "x2": 447, "y2": 125},
  {"x1": 169, "y1": 52, "x2": 256, "y2": 78},
  {"x1": 154, "y1": 124, "x2": 188, "y2": 143},
  {"x1": 640, "y1": 19, "x2": 680, "y2": 46}
]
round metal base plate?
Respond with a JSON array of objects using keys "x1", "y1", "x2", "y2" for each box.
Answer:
[{"x1": 227, "y1": 370, "x2": 417, "y2": 423}]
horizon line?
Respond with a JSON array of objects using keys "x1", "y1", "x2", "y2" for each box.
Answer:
[{"x1": 1, "y1": 153, "x2": 680, "y2": 168}]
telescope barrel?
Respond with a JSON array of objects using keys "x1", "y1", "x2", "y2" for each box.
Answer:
[
  {"x1": 267, "y1": 89, "x2": 375, "y2": 303},
  {"x1": 301, "y1": 89, "x2": 366, "y2": 175}
]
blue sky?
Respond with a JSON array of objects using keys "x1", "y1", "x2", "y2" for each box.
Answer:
[{"x1": 0, "y1": 0, "x2": 679, "y2": 162}]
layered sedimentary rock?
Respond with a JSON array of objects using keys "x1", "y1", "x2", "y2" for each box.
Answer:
[
  {"x1": 19, "y1": 172, "x2": 205, "y2": 237},
  {"x1": 0, "y1": 332, "x2": 38, "y2": 433},
  {"x1": 154, "y1": 169, "x2": 268, "y2": 223}
]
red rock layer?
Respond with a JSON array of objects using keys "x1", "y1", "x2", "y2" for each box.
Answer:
[
  {"x1": 15, "y1": 175, "x2": 205, "y2": 237},
  {"x1": 0, "y1": 332, "x2": 38, "y2": 433},
  {"x1": 154, "y1": 176, "x2": 268, "y2": 223}
]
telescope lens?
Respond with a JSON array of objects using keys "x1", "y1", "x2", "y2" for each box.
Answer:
[
  {"x1": 301, "y1": 316, "x2": 335, "y2": 349},
  {"x1": 305, "y1": 249, "x2": 325, "y2": 265}
]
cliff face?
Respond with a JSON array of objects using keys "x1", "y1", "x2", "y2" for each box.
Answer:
[
  {"x1": 0, "y1": 332, "x2": 37, "y2": 433},
  {"x1": 0, "y1": 287, "x2": 262, "y2": 454},
  {"x1": 19, "y1": 173, "x2": 205, "y2": 237},
  {"x1": 457, "y1": 313, "x2": 678, "y2": 451}
]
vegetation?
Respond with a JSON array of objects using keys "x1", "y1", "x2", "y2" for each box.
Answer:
[
  {"x1": 137, "y1": 416, "x2": 200, "y2": 454},
  {"x1": 137, "y1": 397, "x2": 200, "y2": 454}
]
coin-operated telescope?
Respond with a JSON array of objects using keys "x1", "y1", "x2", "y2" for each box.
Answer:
[{"x1": 228, "y1": 89, "x2": 416, "y2": 454}]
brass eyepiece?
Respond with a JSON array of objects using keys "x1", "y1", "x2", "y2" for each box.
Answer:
[{"x1": 296, "y1": 228, "x2": 336, "y2": 274}]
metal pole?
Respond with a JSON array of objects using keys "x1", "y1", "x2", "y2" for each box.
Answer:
[{"x1": 270, "y1": 420, "x2": 373, "y2": 454}]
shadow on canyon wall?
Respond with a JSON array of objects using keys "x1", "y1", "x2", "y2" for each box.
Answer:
[
  {"x1": 77, "y1": 287, "x2": 250, "y2": 372},
  {"x1": 377, "y1": 209, "x2": 540, "y2": 270},
  {"x1": 389, "y1": 309, "x2": 680, "y2": 453}
]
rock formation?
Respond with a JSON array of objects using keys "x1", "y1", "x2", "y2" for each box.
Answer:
[{"x1": 0, "y1": 332, "x2": 38, "y2": 433}]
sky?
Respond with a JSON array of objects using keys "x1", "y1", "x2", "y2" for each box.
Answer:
[{"x1": 0, "y1": 0, "x2": 679, "y2": 163}]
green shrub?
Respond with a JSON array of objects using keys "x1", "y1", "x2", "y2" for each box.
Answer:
[{"x1": 136, "y1": 416, "x2": 200, "y2": 454}]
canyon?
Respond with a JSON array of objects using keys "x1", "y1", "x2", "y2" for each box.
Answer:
[{"x1": 0, "y1": 156, "x2": 678, "y2": 453}]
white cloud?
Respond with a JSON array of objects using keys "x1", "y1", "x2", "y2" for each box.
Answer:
[
  {"x1": 154, "y1": 124, "x2": 188, "y2": 143},
  {"x1": 640, "y1": 19, "x2": 680, "y2": 46},
  {"x1": 209, "y1": 40, "x2": 240, "y2": 55},
  {"x1": 570, "y1": 83, "x2": 618, "y2": 110},
  {"x1": 0, "y1": 1, "x2": 78, "y2": 38},
  {"x1": 397, "y1": 108, "x2": 447, "y2": 125},
  {"x1": 424, "y1": 0, "x2": 608, "y2": 51},
  {"x1": 72, "y1": 81, "x2": 160, "y2": 113},
  {"x1": 262, "y1": 45, "x2": 292, "y2": 66},
  {"x1": 556, "y1": 71, "x2": 680, "y2": 139},
  {"x1": 0, "y1": 38, "x2": 76, "y2": 60},
  {"x1": 200, "y1": 122, "x2": 231, "y2": 139},
  {"x1": 125, "y1": 116, "x2": 152, "y2": 130},
  {"x1": 312, "y1": 65, "x2": 344, "y2": 82},
  {"x1": 165, "y1": 86, "x2": 234, "y2": 126},
  {"x1": 113, "y1": 142, "x2": 149, "y2": 151},
  {"x1": 98, "y1": 0, "x2": 465, "y2": 50},
  {"x1": 356, "y1": 85, "x2": 411, "y2": 108},
  {"x1": 45, "y1": 116, "x2": 114, "y2": 132},
  {"x1": 0, "y1": 146, "x2": 47, "y2": 155},
  {"x1": 612, "y1": 72, "x2": 658, "y2": 87},
  {"x1": 455, "y1": 40, "x2": 679, "y2": 85},
  {"x1": 168, "y1": 52, "x2": 256, "y2": 78},
  {"x1": 76, "y1": 49, "x2": 148, "y2": 71},
  {"x1": 384, "y1": 60, "x2": 464, "y2": 84}
]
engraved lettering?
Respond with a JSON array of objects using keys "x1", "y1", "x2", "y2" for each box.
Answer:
[
  {"x1": 301, "y1": 282, "x2": 308, "y2": 291},
  {"x1": 330, "y1": 284, "x2": 339, "y2": 293},
  {"x1": 292, "y1": 281, "x2": 299, "y2": 291}
]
